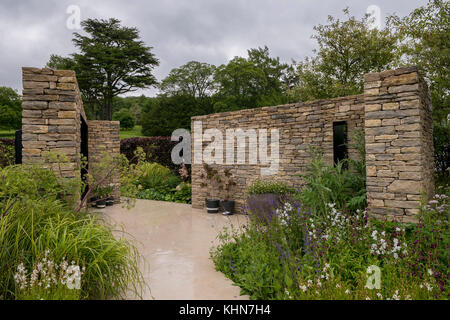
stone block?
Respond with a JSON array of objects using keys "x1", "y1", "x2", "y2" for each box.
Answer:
[
  {"x1": 365, "y1": 119, "x2": 381, "y2": 127},
  {"x1": 388, "y1": 84, "x2": 419, "y2": 94},
  {"x1": 23, "y1": 81, "x2": 50, "y2": 89},
  {"x1": 58, "y1": 111, "x2": 77, "y2": 119},
  {"x1": 22, "y1": 101, "x2": 48, "y2": 110},
  {"x1": 365, "y1": 104, "x2": 381, "y2": 112},
  {"x1": 382, "y1": 102, "x2": 399, "y2": 110},
  {"x1": 387, "y1": 180, "x2": 422, "y2": 194},
  {"x1": 58, "y1": 76, "x2": 76, "y2": 83}
]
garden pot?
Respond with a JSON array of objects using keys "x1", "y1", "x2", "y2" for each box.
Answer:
[
  {"x1": 106, "y1": 197, "x2": 114, "y2": 206},
  {"x1": 205, "y1": 199, "x2": 220, "y2": 214},
  {"x1": 90, "y1": 197, "x2": 98, "y2": 207},
  {"x1": 96, "y1": 199, "x2": 106, "y2": 208},
  {"x1": 221, "y1": 200, "x2": 235, "y2": 215}
]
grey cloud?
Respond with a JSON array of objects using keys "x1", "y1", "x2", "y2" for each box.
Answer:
[{"x1": 0, "y1": 0, "x2": 424, "y2": 96}]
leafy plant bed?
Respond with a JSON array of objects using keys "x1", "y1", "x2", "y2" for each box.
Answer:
[
  {"x1": 211, "y1": 145, "x2": 449, "y2": 300},
  {"x1": 136, "y1": 183, "x2": 192, "y2": 204},
  {"x1": 120, "y1": 156, "x2": 192, "y2": 204},
  {"x1": 0, "y1": 163, "x2": 145, "y2": 300},
  {"x1": 212, "y1": 194, "x2": 449, "y2": 300}
]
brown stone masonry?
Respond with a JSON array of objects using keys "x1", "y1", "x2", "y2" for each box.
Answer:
[
  {"x1": 364, "y1": 66, "x2": 434, "y2": 222},
  {"x1": 21, "y1": 67, "x2": 121, "y2": 206},
  {"x1": 192, "y1": 94, "x2": 366, "y2": 211},
  {"x1": 87, "y1": 120, "x2": 121, "y2": 202},
  {"x1": 191, "y1": 66, "x2": 434, "y2": 222}
]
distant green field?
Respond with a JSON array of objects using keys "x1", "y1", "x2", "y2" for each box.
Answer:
[
  {"x1": 0, "y1": 130, "x2": 15, "y2": 139},
  {"x1": 120, "y1": 125, "x2": 144, "y2": 140},
  {"x1": 1, "y1": 127, "x2": 144, "y2": 140}
]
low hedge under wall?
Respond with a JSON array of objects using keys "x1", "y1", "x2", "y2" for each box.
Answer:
[{"x1": 120, "y1": 137, "x2": 191, "y2": 178}]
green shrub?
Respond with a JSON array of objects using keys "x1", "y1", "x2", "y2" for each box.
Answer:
[
  {"x1": 113, "y1": 108, "x2": 135, "y2": 130},
  {"x1": 0, "y1": 164, "x2": 144, "y2": 300},
  {"x1": 0, "y1": 139, "x2": 15, "y2": 168},
  {"x1": 138, "y1": 162, "x2": 181, "y2": 190},
  {"x1": 128, "y1": 161, "x2": 191, "y2": 204},
  {"x1": 173, "y1": 182, "x2": 192, "y2": 203},
  {"x1": 246, "y1": 180, "x2": 296, "y2": 197},
  {"x1": 298, "y1": 132, "x2": 366, "y2": 216}
]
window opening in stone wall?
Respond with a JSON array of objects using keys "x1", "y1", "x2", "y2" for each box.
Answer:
[
  {"x1": 333, "y1": 121, "x2": 348, "y2": 167},
  {"x1": 81, "y1": 118, "x2": 89, "y2": 198}
]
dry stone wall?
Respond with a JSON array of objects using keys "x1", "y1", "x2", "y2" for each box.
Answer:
[
  {"x1": 21, "y1": 67, "x2": 121, "y2": 205},
  {"x1": 191, "y1": 94, "x2": 366, "y2": 211},
  {"x1": 22, "y1": 67, "x2": 85, "y2": 178},
  {"x1": 87, "y1": 120, "x2": 121, "y2": 202},
  {"x1": 191, "y1": 66, "x2": 434, "y2": 222},
  {"x1": 364, "y1": 66, "x2": 434, "y2": 222}
]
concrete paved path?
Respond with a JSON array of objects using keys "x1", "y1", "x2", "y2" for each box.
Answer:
[{"x1": 96, "y1": 199, "x2": 249, "y2": 300}]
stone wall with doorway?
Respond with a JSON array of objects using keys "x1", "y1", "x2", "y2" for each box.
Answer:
[
  {"x1": 191, "y1": 94, "x2": 366, "y2": 211},
  {"x1": 21, "y1": 67, "x2": 121, "y2": 206},
  {"x1": 191, "y1": 66, "x2": 434, "y2": 222}
]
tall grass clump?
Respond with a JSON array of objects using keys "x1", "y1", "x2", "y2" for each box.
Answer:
[{"x1": 0, "y1": 164, "x2": 144, "y2": 300}]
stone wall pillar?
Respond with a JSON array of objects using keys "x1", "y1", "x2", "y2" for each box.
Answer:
[
  {"x1": 87, "y1": 120, "x2": 121, "y2": 203},
  {"x1": 364, "y1": 66, "x2": 434, "y2": 222},
  {"x1": 22, "y1": 67, "x2": 121, "y2": 206},
  {"x1": 22, "y1": 67, "x2": 84, "y2": 178}
]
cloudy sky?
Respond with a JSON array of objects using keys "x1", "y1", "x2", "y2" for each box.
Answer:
[{"x1": 0, "y1": 0, "x2": 426, "y2": 96}]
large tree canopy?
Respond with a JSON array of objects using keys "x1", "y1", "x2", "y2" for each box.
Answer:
[
  {"x1": 47, "y1": 18, "x2": 159, "y2": 120},
  {"x1": 159, "y1": 61, "x2": 216, "y2": 98},
  {"x1": 389, "y1": 0, "x2": 450, "y2": 122},
  {"x1": 73, "y1": 18, "x2": 159, "y2": 120},
  {"x1": 289, "y1": 8, "x2": 400, "y2": 101}
]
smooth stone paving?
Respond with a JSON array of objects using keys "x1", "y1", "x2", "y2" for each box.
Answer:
[{"x1": 96, "y1": 199, "x2": 249, "y2": 300}]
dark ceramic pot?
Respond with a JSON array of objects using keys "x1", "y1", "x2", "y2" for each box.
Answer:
[
  {"x1": 96, "y1": 199, "x2": 106, "y2": 208},
  {"x1": 221, "y1": 200, "x2": 235, "y2": 215},
  {"x1": 205, "y1": 199, "x2": 220, "y2": 214},
  {"x1": 106, "y1": 197, "x2": 114, "y2": 206}
]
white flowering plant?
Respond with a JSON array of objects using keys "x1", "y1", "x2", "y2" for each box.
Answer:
[{"x1": 14, "y1": 250, "x2": 85, "y2": 300}]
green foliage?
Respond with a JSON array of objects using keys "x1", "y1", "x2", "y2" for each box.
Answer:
[
  {"x1": 0, "y1": 141, "x2": 15, "y2": 168},
  {"x1": 46, "y1": 54, "x2": 77, "y2": 70},
  {"x1": 246, "y1": 180, "x2": 296, "y2": 196},
  {"x1": 434, "y1": 120, "x2": 450, "y2": 180},
  {"x1": 160, "y1": 61, "x2": 216, "y2": 98},
  {"x1": 288, "y1": 8, "x2": 400, "y2": 101},
  {"x1": 0, "y1": 87, "x2": 21, "y2": 130},
  {"x1": 0, "y1": 164, "x2": 144, "y2": 300},
  {"x1": 389, "y1": 0, "x2": 450, "y2": 123},
  {"x1": 113, "y1": 108, "x2": 135, "y2": 130},
  {"x1": 141, "y1": 95, "x2": 213, "y2": 136},
  {"x1": 121, "y1": 160, "x2": 191, "y2": 204},
  {"x1": 298, "y1": 144, "x2": 366, "y2": 216}
]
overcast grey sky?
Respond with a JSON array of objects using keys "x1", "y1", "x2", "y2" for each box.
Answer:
[{"x1": 0, "y1": 0, "x2": 426, "y2": 96}]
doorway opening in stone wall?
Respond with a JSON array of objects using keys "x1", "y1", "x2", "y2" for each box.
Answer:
[
  {"x1": 333, "y1": 121, "x2": 348, "y2": 168},
  {"x1": 80, "y1": 117, "x2": 89, "y2": 198}
]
